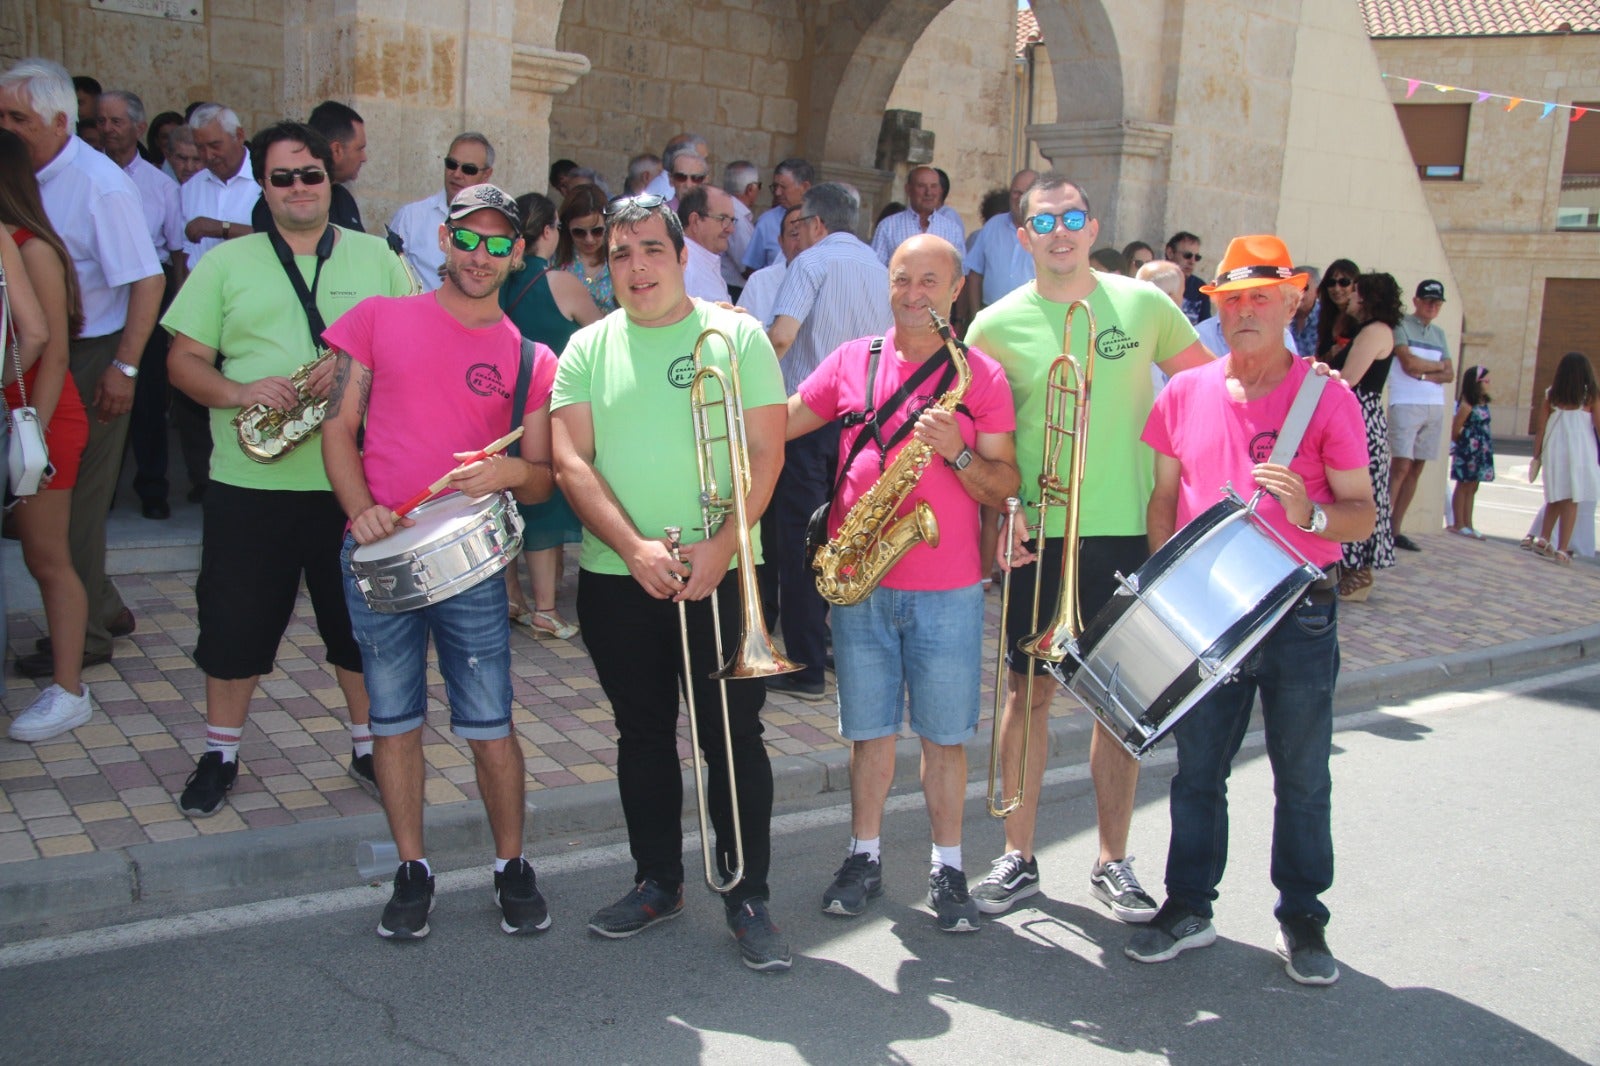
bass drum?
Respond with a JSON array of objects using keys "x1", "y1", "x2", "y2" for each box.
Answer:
[
  {"x1": 1051, "y1": 491, "x2": 1323, "y2": 758},
  {"x1": 351, "y1": 491, "x2": 523, "y2": 614}
]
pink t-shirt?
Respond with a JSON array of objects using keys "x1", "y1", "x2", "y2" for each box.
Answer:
[
  {"x1": 799, "y1": 327, "x2": 1016, "y2": 590},
  {"x1": 1141, "y1": 354, "x2": 1368, "y2": 567},
  {"x1": 322, "y1": 294, "x2": 558, "y2": 509}
]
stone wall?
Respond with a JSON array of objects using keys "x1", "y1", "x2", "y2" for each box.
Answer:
[
  {"x1": 1373, "y1": 33, "x2": 1600, "y2": 436},
  {"x1": 548, "y1": 0, "x2": 807, "y2": 196},
  {"x1": 884, "y1": 0, "x2": 1015, "y2": 230}
]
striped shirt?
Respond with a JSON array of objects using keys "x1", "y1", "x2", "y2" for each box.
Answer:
[
  {"x1": 870, "y1": 207, "x2": 966, "y2": 269},
  {"x1": 770, "y1": 232, "x2": 891, "y2": 395}
]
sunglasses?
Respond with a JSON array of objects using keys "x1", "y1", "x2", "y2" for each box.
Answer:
[
  {"x1": 1025, "y1": 209, "x2": 1088, "y2": 235},
  {"x1": 266, "y1": 167, "x2": 327, "y2": 188},
  {"x1": 1328, "y1": 277, "x2": 1354, "y2": 288},
  {"x1": 448, "y1": 227, "x2": 516, "y2": 257},
  {"x1": 604, "y1": 193, "x2": 667, "y2": 217},
  {"x1": 444, "y1": 157, "x2": 485, "y2": 176},
  {"x1": 570, "y1": 225, "x2": 606, "y2": 239},
  {"x1": 672, "y1": 171, "x2": 708, "y2": 184},
  {"x1": 1177, "y1": 251, "x2": 1203, "y2": 262}
]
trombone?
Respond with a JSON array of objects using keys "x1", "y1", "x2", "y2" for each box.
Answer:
[
  {"x1": 987, "y1": 299, "x2": 1097, "y2": 818},
  {"x1": 668, "y1": 327, "x2": 802, "y2": 894}
]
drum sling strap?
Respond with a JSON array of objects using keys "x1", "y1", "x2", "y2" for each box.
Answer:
[
  {"x1": 1267, "y1": 368, "x2": 1338, "y2": 597},
  {"x1": 506, "y1": 337, "x2": 537, "y2": 459}
]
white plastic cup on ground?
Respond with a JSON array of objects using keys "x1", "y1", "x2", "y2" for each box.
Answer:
[{"x1": 356, "y1": 840, "x2": 399, "y2": 881}]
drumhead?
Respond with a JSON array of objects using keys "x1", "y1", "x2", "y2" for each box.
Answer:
[{"x1": 351, "y1": 493, "x2": 500, "y2": 560}]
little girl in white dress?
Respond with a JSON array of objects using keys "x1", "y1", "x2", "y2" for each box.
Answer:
[{"x1": 1530, "y1": 351, "x2": 1600, "y2": 565}]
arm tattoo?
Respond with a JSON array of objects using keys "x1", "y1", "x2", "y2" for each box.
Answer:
[
  {"x1": 326, "y1": 352, "x2": 353, "y2": 418},
  {"x1": 356, "y1": 364, "x2": 371, "y2": 416}
]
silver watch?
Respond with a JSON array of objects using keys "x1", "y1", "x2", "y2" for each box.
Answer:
[
  {"x1": 947, "y1": 447, "x2": 974, "y2": 471},
  {"x1": 1296, "y1": 502, "x2": 1327, "y2": 535},
  {"x1": 111, "y1": 358, "x2": 139, "y2": 379}
]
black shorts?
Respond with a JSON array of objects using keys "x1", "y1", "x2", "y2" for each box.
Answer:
[
  {"x1": 1003, "y1": 534, "x2": 1148, "y2": 677},
  {"x1": 193, "y1": 481, "x2": 363, "y2": 679}
]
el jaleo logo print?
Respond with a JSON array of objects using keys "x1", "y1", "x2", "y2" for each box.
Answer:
[
  {"x1": 466, "y1": 363, "x2": 511, "y2": 399},
  {"x1": 1249, "y1": 430, "x2": 1278, "y2": 463},
  {"x1": 668, "y1": 353, "x2": 696, "y2": 389},
  {"x1": 1094, "y1": 325, "x2": 1140, "y2": 361}
]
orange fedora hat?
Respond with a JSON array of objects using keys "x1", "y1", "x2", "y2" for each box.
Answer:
[{"x1": 1198, "y1": 234, "x2": 1307, "y2": 295}]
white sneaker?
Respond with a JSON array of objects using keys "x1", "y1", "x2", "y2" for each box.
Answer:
[{"x1": 8, "y1": 683, "x2": 94, "y2": 742}]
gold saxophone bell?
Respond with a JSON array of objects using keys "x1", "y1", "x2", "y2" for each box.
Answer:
[
  {"x1": 672, "y1": 327, "x2": 800, "y2": 895},
  {"x1": 988, "y1": 298, "x2": 1097, "y2": 818}
]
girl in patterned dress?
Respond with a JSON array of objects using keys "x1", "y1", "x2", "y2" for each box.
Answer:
[{"x1": 1448, "y1": 365, "x2": 1494, "y2": 539}]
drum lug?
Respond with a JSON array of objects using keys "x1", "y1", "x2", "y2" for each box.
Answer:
[
  {"x1": 1114, "y1": 569, "x2": 1140, "y2": 594},
  {"x1": 1197, "y1": 656, "x2": 1233, "y2": 683}
]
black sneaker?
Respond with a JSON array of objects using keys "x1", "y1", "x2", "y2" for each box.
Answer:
[
  {"x1": 348, "y1": 752, "x2": 381, "y2": 799},
  {"x1": 821, "y1": 852, "x2": 883, "y2": 917},
  {"x1": 1277, "y1": 915, "x2": 1340, "y2": 985},
  {"x1": 1394, "y1": 533, "x2": 1422, "y2": 552},
  {"x1": 494, "y1": 857, "x2": 552, "y2": 935},
  {"x1": 378, "y1": 860, "x2": 435, "y2": 940},
  {"x1": 726, "y1": 898, "x2": 793, "y2": 972},
  {"x1": 177, "y1": 751, "x2": 238, "y2": 817},
  {"x1": 765, "y1": 674, "x2": 827, "y2": 702},
  {"x1": 1124, "y1": 899, "x2": 1216, "y2": 963},
  {"x1": 971, "y1": 852, "x2": 1041, "y2": 915},
  {"x1": 927, "y1": 865, "x2": 981, "y2": 933},
  {"x1": 1090, "y1": 857, "x2": 1158, "y2": 923},
  {"x1": 587, "y1": 879, "x2": 684, "y2": 939}
]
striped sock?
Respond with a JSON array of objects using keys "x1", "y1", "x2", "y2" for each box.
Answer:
[
  {"x1": 206, "y1": 724, "x2": 243, "y2": 764},
  {"x1": 350, "y1": 722, "x2": 374, "y2": 758}
]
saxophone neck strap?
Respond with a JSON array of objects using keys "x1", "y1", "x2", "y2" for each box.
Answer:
[
  {"x1": 267, "y1": 224, "x2": 336, "y2": 352},
  {"x1": 842, "y1": 337, "x2": 953, "y2": 474}
]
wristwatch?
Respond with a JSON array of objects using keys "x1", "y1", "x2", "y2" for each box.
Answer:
[
  {"x1": 946, "y1": 448, "x2": 974, "y2": 471},
  {"x1": 110, "y1": 359, "x2": 139, "y2": 380},
  {"x1": 221, "y1": 220, "x2": 231, "y2": 238},
  {"x1": 1296, "y1": 502, "x2": 1327, "y2": 535}
]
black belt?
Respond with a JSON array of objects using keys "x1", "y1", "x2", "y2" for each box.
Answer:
[{"x1": 1305, "y1": 564, "x2": 1340, "y2": 606}]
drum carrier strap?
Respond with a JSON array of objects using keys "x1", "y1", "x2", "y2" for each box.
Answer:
[
  {"x1": 506, "y1": 337, "x2": 537, "y2": 458},
  {"x1": 1267, "y1": 369, "x2": 1327, "y2": 467}
]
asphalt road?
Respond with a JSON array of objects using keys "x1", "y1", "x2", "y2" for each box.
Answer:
[{"x1": 2, "y1": 664, "x2": 1596, "y2": 1065}]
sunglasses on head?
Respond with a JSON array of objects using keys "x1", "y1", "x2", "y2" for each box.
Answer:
[
  {"x1": 1329, "y1": 277, "x2": 1354, "y2": 288},
  {"x1": 604, "y1": 193, "x2": 667, "y2": 217},
  {"x1": 570, "y1": 224, "x2": 606, "y2": 239},
  {"x1": 266, "y1": 167, "x2": 327, "y2": 189},
  {"x1": 672, "y1": 171, "x2": 708, "y2": 184},
  {"x1": 1025, "y1": 209, "x2": 1088, "y2": 235},
  {"x1": 448, "y1": 227, "x2": 516, "y2": 257},
  {"x1": 444, "y1": 157, "x2": 485, "y2": 176}
]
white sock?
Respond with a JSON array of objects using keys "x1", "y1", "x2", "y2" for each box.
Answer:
[
  {"x1": 205, "y1": 724, "x2": 243, "y2": 764},
  {"x1": 350, "y1": 722, "x2": 374, "y2": 759},
  {"x1": 850, "y1": 836, "x2": 881, "y2": 863},
  {"x1": 413, "y1": 857, "x2": 432, "y2": 876},
  {"x1": 931, "y1": 842, "x2": 963, "y2": 873},
  {"x1": 493, "y1": 855, "x2": 524, "y2": 874}
]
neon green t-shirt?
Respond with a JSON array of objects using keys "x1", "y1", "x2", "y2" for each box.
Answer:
[
  {"x1": 552, "y1": 300, "x2": 787, "y2": 576},
  {"x1": 966, "y1": 271, "x2": 1201, "y2": 537},
  {"x1": 160, "y1": 227, "x2": 413, "y2": 491}
]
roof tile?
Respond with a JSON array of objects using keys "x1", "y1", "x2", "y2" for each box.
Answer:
[{"x1": 1362, "y1": 0, "x2": 1600, "y2": 38}]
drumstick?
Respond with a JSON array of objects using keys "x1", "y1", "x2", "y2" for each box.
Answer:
[{"x1": 390, "y1": 427, "x2": 525, "y2": 520}]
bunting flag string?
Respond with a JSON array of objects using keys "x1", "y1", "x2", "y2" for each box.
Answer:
[{"x1": 1382, "y1": 73, "x2": 1588, "y2": 122}]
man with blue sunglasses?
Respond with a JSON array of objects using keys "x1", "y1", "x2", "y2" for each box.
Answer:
[{"x1": 966, "y1": 172, "x2": 1211, "y2": 923}]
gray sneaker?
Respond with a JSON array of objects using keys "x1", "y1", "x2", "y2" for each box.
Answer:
[
  {"x1": 587, "y1": 880, "x2": 683, "y2": 939},
  {"x1": 1277, "y1": 916, "x2": 1340, "y2": 985},
  {"x1": 1090, "y1": 857, "x2": 1158, "y2": 923},
  {"x1": 726, "y1": 898, "x2": 793, "y2": 972},
  {"x1": 1124, "y1": 900, "x2": 1217, "y2": 963},
  {"x1": 971, "y1": 852, "x2": 1041, "y2": 915},
  {"x1": 822, "y1": 852, "x2": 883, "y2": 917},
  {"x1": 927, "y1": 864, "x2": 981, "y2": 933}
]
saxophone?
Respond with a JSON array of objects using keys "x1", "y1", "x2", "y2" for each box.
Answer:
[
  {"x1": 232, "y1": 354, "x2": 333, "y2": 463},
  {"x1": 813, "y1": 308, "x2": 972, "y2": 606}
]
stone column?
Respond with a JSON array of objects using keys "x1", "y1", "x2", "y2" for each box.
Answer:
[
  {"x1": 1027, "y1": 119, "x2": 1174, "y2": 249},
  {"x1": 283, "y1": 0, "x2": 587, "y2": 233},
  {"x1": 819, "y1": 160, "x2": 897, "y2": 241}
]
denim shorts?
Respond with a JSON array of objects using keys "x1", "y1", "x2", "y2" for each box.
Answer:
[
  {"x1": 341, "y1": 535, "x2": 513, "y2": 740},
  {"x1": 832, "y1": 582, "x2": 984, "y2": 745}
]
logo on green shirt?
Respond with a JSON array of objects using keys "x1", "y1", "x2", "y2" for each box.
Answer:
[
  {"x1": 1094, "y1": 325, "x2": 1140, "y2": 361},
  {"x1": 667, "y1": 354, "x2": 696, "y2": 389}
]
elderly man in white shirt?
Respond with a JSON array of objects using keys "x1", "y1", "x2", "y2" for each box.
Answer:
[
  {"x1": 386, "y1": 132, "x2": 495, "y2": 292},
  {"x1": 0, "y1": 58, "x2": 164, "y2": 683},
  {"x1": 642, "y1": 131, "x2": 707, "y2": 200},
  {"x1": 871, "y1": 165, "x2": 965, "y2": 269},
  {"x1": 677, "y1": 185, "x2": 735, "y2": 303},
  {"x1": 721, "y1": 160, "x2": 759, "y2": 295},
  {"x1": 180, "y1": 103, "x2": 257, "y2": 265}
]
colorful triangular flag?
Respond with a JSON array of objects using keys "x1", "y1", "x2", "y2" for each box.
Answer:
[
  {"x1": 1573, "y1": 107, "x2": 1589, "y2": 123},
  {"x1": 1406, "y1": 79, "x2": 1420, "y2": 98},
  {"x1": 1505, "y1": 97, "x2": 1522, "y2": 112}
]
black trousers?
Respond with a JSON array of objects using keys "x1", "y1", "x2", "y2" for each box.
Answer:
[
  {"x1": 128, "y1": 279, "x2": 210, "y2": 505},
  {"x1": 577, "y1": 568, "x2": 773, "y2": 907},
  {"x1": 771, "y1": 423, "x2": 839, "y2": 685}
]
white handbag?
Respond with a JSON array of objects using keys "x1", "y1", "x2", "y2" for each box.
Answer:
[{"x1": 2, "y1": 264, "x2": 49, "y2": 498}]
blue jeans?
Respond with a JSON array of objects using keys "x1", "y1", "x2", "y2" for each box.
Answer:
[
  {"x1": 341, "y1": 535, "x2": 513, "y2": 740},
  {"x1": 1164, "y1": 597, "x2": 1338, "y2": 925},
  {"x1": 833, "y1": 582, "x2": 984, "y2": 745}
]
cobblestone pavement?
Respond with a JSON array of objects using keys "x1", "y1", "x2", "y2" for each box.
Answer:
[{"x1": 0, "y1": 529, "x2": 1594, "y2": 864}]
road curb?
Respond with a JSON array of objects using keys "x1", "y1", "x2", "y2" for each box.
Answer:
[{"x1": 5, "y1": 624, "x2": 1595, "y2": 940}]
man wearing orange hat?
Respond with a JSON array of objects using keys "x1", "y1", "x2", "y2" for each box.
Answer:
[
  {"x1": 966, "y1": 172, "x2": 1212, "y2": 923},
  {"x1": 1127, "y1": 234, "x2": 1375, "y2": 986}
]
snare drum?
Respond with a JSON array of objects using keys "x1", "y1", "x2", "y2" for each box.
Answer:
[
  {"x1": 1053, "y1": 490, "x2": 1323, "y2": 758},
  {"x1": 351, "y1": 492, "x2": 524, "y2": 614}
]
